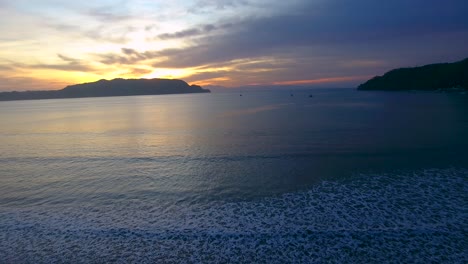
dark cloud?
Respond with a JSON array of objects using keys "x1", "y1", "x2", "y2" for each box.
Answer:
[
  {"x1": 153, "y1": 0, "x2": 468, "y2": 71},
  {"x1": 86, "y1": 0, "x2": 468, "y2": 86},
  {"x1": 121, "y1": 48, "x2": 139, "y2": 56}
]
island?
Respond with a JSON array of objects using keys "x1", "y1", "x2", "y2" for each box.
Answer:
[
  {"x1": 0, "y1": 78, "x2": 210, "y2": 101},
  {"x1": 358, "y1": 58, "x2": 468, "y2": 91}
]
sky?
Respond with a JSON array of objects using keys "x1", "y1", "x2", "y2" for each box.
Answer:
[{"x1": 0, "y1": 0, "x2": 467, "y2": 91}]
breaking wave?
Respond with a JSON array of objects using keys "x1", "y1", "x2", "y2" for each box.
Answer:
[{"x1": 1, "y1": 168, "x2": 466, "y2": 263}]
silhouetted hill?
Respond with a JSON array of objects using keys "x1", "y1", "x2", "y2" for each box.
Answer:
[
  {"x1": 358, "y1": 58, "x2": 468, "y2": 91},
  {"x1": 0, "y1": 78, "x2": 210, "y2": 101}
]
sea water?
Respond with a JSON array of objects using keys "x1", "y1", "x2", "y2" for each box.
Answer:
[{"x1": 0, "y1": 89, "x2": 467, "y2": 262}]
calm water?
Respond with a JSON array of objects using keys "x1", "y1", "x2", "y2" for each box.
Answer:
[{"x1": 1, "y1": 89, "x2": 467, "y2": 262}]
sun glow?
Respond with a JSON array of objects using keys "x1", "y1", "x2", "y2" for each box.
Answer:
[{"x1": 143, "y1": 68, "x2": 193, "y2": 79}]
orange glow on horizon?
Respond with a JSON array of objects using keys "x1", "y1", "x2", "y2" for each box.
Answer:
[
  {"x1": 142, "y1": 68, "x2": 193, "y2": 80},
  {"x1": 190, "y1": 77, "x2": 231, "y2": 87},
  {"x1": 188, "y1": 75, "x2": 372, "y2": 88},
  {"x1": 271, "y1": 76, "x2": 372, "y2": 86}
]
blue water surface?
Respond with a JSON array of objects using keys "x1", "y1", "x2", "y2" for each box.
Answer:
[{"x1": 1, "y1": 89, "x2": 467, "y2": 262}]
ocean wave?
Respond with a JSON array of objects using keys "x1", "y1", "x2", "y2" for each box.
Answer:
[{"x1": 1, "y1": 168, "x2": 466, "y2": 263}]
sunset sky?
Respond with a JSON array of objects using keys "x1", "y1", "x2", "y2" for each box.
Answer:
[{"x1": 1, "y1": 0, "x2": 467, "y2": 91}]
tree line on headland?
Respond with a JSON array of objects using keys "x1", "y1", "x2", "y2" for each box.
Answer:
[
  {"x1": 0, "y1": 78, "x2": 210, "y2": 101},
  {"x1": 358, "y1": 58, "x2": 468, "y2": 91}
]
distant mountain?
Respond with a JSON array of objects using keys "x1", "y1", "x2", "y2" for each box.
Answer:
[
  {"x1": 0, "y1": 78, "x2": 210, "y2": 101},
  {"x1": 358, "y1": 58, "x2": 468, "y2": 91}
]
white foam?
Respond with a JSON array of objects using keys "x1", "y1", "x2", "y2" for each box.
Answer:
[{"x1": 1, "y1": 168, "x2": 466, "y2": 263}]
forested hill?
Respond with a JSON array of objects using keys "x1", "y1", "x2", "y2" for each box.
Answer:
[
  {"x1": 358, "y1": 58, "x2": 468, "y2": 91},
  {"x1": 0, "y1": 78, "x2": 210, "y2": 101}
]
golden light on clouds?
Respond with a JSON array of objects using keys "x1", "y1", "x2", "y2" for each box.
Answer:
[
  {"x1": 2, "y1": 0, "x2": 462, "y2": 91},
  {"x1": 192, "y1": 77, "x2": 231, "y2": 87},
  {"x1": 143, "y1": 68, "x2": 192, "y2": 80}
]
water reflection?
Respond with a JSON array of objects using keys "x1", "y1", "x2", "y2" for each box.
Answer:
[{"x1": 1, "y1": 91, "x2": 468, "y2": 207}]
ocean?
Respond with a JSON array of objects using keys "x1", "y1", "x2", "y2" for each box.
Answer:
[{"x1": 0, "y1": 89, "x2": 467, "y2": 263}]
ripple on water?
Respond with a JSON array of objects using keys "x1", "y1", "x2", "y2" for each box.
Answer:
[{"x1": 0, "y1": 168, "x2": 467, "y2": 263}]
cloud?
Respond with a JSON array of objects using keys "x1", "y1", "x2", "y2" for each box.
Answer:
[
  {"x1": 57, "y1": 54, "x2": 79, "y2": 63},
  {"x1": 84, "y1": 27, "x2": 131, "y2": 44},
  {"x1": 28, "y1": 63, "x2": 94, "y2": 72},
  {"x1": 82, "y1": 0, "x2": 468, "y2": 87},
  {"x1": 98, "y1": 54, "x2": 132, "y2": 65},
  {"x1": 46, "y1": 22, "x2": 81, "y2": 33},
  {"x1": 96, "y1": 48, "x2": 159, "y2": 65},
  {"x1": 158, "y1": 28, "x2": 204, "y2": 40},
  {"x1": 184, "y1": 70, "x2": 230, "y2": 82},
  {"x1": 0, "y1": 0, "x2": 8, "y2": 8},
  {"x1": 157, "y1": 23, "x2": 232, "y2": 40},
  {"x1": 188, "y1": 0, "x2": 250, "y2": 13},
  {"x1": 10, "y1": 54, "x2": 96, "y2": 73},
  {"x1": 5, "y1": 0, "x2": 466, "y2": 90},
  {"x1": 0, "y1": 75, "x2": 68, "y2": 91},
  {"x1": 149, "y1": 0, "x2": 468, "y2": 82},
  {"x1": 87, "y1": 8, "x2": 132, "y2": 23},
  {"x1": 125, "y1": 67, "x2": 153, "y2": 76},
  {"x1": 0, "y1": 65, "x2": 12, "y2": 71},
  {"x1": 44, "y1": 20, "x2": 132, "y2": 44},
  {"x1": 37, "y1": 2, "x2": 138, "y2": 44},
  {"x1": 144, "y1": 24, "x2": 158, "y2": 32},
  {"x1": 121, "y1": 48, "x2": 139, "y2": 56}
]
